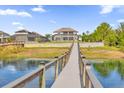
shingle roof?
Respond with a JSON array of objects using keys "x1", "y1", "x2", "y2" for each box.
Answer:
[
  {"x1": 15, "y1": 29, "x2": 44, "y2": 37},
  {"x1": 0, "y1": 31, "x2": 10, "y2": 36},
  {"x1": 53, "y1": 27, "x2": 78, "y2": 33},
  {"x1": 15, "y1": 29, "x2": 31, "y2": 33}
]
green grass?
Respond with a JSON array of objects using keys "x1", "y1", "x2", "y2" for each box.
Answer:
[
  {"x1": 0, "y1": 46, "x2": 68, "y2": 60},
  {"x1": 81, "y1": 46, "x2": 119, "y2": 51},
  {"x1": 81, "y1": 46, "x2": 124, "y2": 59}
]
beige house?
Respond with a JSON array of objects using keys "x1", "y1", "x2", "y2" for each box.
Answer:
[
  {"x1": 0, "y1": 31, "x2": 10, "y2": 43},
  {"x1": 14, "y1": 29, "x2": 49, "y2": 43},
  {"x1": 52, "y1": 28, "x2": 78, "y2": 41}
]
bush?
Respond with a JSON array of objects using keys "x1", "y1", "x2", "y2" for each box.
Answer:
[{"x1": 119, "y1": 46, "x2": 124, "y2": 52}]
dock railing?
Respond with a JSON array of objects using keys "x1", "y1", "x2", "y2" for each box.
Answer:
[
  {"x1": 78, "y1": 42, "x2": 103, "y2": 88},
  {"x1": 2, "y1": 42, "x2": 74, "y2": 88}
]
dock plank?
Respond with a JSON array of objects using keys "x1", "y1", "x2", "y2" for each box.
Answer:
[{"x1": 52, "y1": 43, "x2": 81, "y2": 88}]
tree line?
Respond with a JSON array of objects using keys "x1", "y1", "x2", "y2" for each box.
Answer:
[{"x1": 82, "y1": 22, "x2": 124, "y2": 47}]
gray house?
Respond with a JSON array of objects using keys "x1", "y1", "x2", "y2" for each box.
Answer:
[
  {"x1": 0, "y1": 31, "x2": 10, "y2": 43},
  {"x1": 14, "y1": 29, "x2": 49, "y2": 43},
  {"x1": 52, "y1": 28, "x2": 78, "y2": 41}
]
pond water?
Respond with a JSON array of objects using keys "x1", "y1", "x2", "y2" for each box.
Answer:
[
  {"x1": 0, "y1": 59, "x2": 55, "y2": 88},
  {"x1": 91, "y1": 59, "x2": 124, "y2": 88},
  {"x1": 1, "y1": 58, "x2": 124, "y2": 88}
]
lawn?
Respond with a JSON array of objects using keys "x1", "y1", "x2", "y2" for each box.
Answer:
[
  {"x1": 80, "y1": 46, "x2": 124, "y2": 59},
  {"x1": 0, "y1": 46, "x2": 68, "y2": 60}
]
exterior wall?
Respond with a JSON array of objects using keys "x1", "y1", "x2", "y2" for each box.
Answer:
[
  {"x1": 0, "y1": 33, "x2": 10, "y2": 43},
  {"x1": 24, "y1": 43, "x2": 72, "y2": 47},
  {"x1": 15, "y1": 33, "x2": 49, "y2": 43},
  {"x1": 15, "y1": 34, "x2": 28, "y2": 42},
  {"x1": 80, "y1": 42, "x2": 104, "y2": 47},
  {"x1": 53, "y1": 34, "x2": 78, "y2": 41},
  {"x1": 25, "y1": 42, "x2": 104, "y2": 48}
]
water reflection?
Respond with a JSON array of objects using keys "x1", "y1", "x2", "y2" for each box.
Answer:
[
  {"x1": 0, "y1": 59, "x2": 50, "y2": 87},
  {"x1": 92, "y1": 59, "x2": 124, "y2": 88}
]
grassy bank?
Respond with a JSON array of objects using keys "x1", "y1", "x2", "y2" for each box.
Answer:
[
  {"x1": 0, "y1": 46, "x2": 68, "y2": 60},
  {"x1": 81, "y1": 46, "x2": 124, "y2": 59}
]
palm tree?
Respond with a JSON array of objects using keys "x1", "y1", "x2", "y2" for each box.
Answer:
[{"x1": 117, "y1": 22, "x2": 124, "y2": 32}]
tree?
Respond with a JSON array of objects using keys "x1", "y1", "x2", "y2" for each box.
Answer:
[
  {"x1": 6, "y1": 37, "x2": 14, "y2": 43},
  {"x1": 94, "y1": 22, "x2": 112, "y2": 42},
  {"x1": 81, "y1": 22, "x2": 124, "y2": 47},
  {"x1": 35, "y1": 37, "x2": 42, "y2": 43},
  {"x1": 82, "y1": 32, "x2": 89, "y2": 42},
  {"x1": 116, "y1": 23, "x2": 124, "y2": 46},
  {"x1": 104, "y1": 30, "x2": 117, "y2": 46},
  {"x1": 45, "y1": 34, "x2": 52, "y2": 40}
]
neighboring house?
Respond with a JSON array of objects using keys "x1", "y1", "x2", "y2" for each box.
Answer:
[
  {"x1": 14, "y1": 29, "x2": 49, "y2": 43},
  {"x1": 52, "y1": 27, "x2": 79, "y2": 41},
  {"x1": 0, "y1": 31, "x2": 10, "y2": 43}
]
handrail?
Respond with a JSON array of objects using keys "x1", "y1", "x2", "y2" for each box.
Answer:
[
  {"x1": 3, "y1": 66, "x2": 44, "y2": 88},
  {"x1": 78, "y1": 42, "x2": 103, "y2": 88},
  {"x1": 2, "y1": 42, "x2": 74, "y2": 88},
  {"x1": 85, "y1": 65, "x2": 103, "y2": 88}
]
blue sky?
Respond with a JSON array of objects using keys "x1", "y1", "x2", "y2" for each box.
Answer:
[{"x1": 0, "y1": 5, "x2": 124, "y2": 35}]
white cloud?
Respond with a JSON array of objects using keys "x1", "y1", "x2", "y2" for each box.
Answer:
[
  {"x1": 12, "y1": 21, "x2": 25, "y2": 30},
  {"x1": 31, "y1": 6, "x2": 46, "y2": 12},
  {"x1": 16, "y1": 26, "x2": 25, "y2": 30},
  {"x1": 49, "y1": 20, "x2": 56, "y2": 24},
  {"x1": 12, "y1": 22, "x2": 23, "y2": 26},
  {"x1": 117, "y1": 19, "x2": 124, "y2": 23},
  {"x1": 100, "y1": 5, "x2": 120, "y2": 14},
  {"x1": 0, "y1": 9, "x2": 32, "y2": 17}
]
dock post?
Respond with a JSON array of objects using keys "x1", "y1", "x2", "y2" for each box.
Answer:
[
  {"x1": 83, "y1": 65, "x2": 86, "y2": 87},
  {"x1": 55, "y1": 60, "x2": 59, "y2": 80},
  {"x1": 39, "y1": 67, "x2": 46, "y2": 88}
]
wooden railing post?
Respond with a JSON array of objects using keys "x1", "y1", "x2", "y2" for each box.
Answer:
[
  {"x1": 39, "y1": 67, "x2": 46, "y2": 88},
  {"x1": 89, "y1": 80, "x2": 92, "y2": 88},
  {"x1": 63, "y1": 55, "x2": 66, "y2": 67},
  {"x1": 62, "y1": 57, "x2": 65, "y2": 69},
  {"x1": 59, "y1": 58, "x2": 62, "y2": 71},
  {"x1": 86, "y1": 64, "x2": 91, "y2": 88},
  {"x1": 83, "y1": 65, "x2": 86, "y2": 87},
  {"x1": 55, "y1": 61, "x2": 59, "y2": 80},
  {"x1": 65, "y1": 53, "x2": 68, "y2": 63}
]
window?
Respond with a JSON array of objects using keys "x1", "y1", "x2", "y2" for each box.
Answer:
[
  {"x1": 69, "y1": 37, "x2": 74, "y2": 40},
  {"x1": 63, "y1": 32, "x2": 68, "y2": 34},
  {"x1": 63, "y1": 37, "x2": 68, "y2": 40},
  {"x1": 69, "y1": 32, "x2": 73, "y2": 34},
  {"x1": 56, "y1": 37, "x2": 60, "y2": 40}
]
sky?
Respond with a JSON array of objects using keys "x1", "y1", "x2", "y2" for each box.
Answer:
[{"x1": 0, "y1": 5, "x2": 124, "y2": 35}]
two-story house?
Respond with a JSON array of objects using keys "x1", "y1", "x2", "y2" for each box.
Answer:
[
  {"x1": 14, "y1": 29, "x2": 49, "y2": 43},
  {"x1": 52, "y1": 27, "x2": 78, "y2": 41},
  {"x1": 0, "y1": 31, "x2": 10, "y2": 43}
]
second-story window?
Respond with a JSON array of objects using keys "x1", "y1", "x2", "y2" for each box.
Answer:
[
  {"x1": 69, "y1": 32, "x2": 73, "y2": 34},
  {"x1": 63, "y1": 32, "x2": 68, "y2": 34}
]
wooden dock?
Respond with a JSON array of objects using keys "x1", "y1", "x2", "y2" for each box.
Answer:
[{"x1": 52, "y1": 43, "x2": 81, "y2": 88}]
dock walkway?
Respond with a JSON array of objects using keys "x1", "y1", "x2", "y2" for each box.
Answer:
[{"x1": 52, "y1": 43, "x2": 81, "y2": 88}]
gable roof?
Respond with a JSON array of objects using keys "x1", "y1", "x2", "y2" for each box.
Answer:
[
  {"x1": 15, "y1": 29, "x2": 31, "y2": 34},
  {"x1": 15, "y1": 29, "x2": 45, "y2": 37},
  {"x1": 53, "y1": 27, "x2": 78, "y2": 33},
  {"x1": 0, "y1": 31, "x2": 10, "y2": 36}
]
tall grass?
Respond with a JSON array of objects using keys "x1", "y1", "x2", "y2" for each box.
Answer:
[{"x1": 0, "y1": 46, "x2": 24, "y2": 60}]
